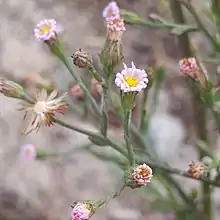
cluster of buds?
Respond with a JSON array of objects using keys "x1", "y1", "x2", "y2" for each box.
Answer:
[
  {"x1": 0, "y1": 78, "x2": 25, "y2": 99},
  {"x1": 100, "y1": 1, "x2": 125, "y2": 75},
  {"x1": 187, "y1": 161, "x2": 205, "y2": 179},
  {"x1": 179, "y1": 57, "x2": 208, "y2": 91},
  {"x1": 124, "y1": 163, "x2": 153, "y2": 189}
]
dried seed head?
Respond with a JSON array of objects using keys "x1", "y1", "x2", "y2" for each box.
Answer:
[
  {"x1": 188, "y1": 161, "x2": 205, "y2": 179},
  {"x1": 71, "y1": 49, "x2": 92, "y2": 68}
]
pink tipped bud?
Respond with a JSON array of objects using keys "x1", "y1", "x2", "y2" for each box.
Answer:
[
  {"x1": 70, "y1": 84, "x2": 84, "y2": 99},
  {"x1": 179, "y1": 57, "x2": 198, "y2": 77}
]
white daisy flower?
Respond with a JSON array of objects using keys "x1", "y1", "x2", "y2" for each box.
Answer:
[
  {"x1": 115, "y1": 62, "x2": 148, "y2": 93},
  {"x1": 34, "y1": 19, "x2": 62, "y2": 41}
]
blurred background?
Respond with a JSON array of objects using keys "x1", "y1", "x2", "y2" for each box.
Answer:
[{"x1": 0, "y1": 0, "x2": 220, "y2": 220}]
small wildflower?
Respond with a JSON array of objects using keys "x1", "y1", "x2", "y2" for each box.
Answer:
[
  {"x1": 115, "y1": 62, "x2": 148, "y2": 110},
  {"x1": 102, "y1": 1, "x2": 120, "y2": 21},
  {"x1": 188, "y1": 161, "x2": 205, "y2": 179},
  {"x1": 71, "y1": 49, "x2": 92, "y2": 68},
  {"x1": 124, "y1": 163, "x2": 153, "y2": 188},
  {"x1": 100, "y1": 2, "x2": 125, "y2": 71},
  {"x1": 107, "y1": 17, "x2": 126, "y2": 41},
  {"x1": 132, "y1": 163, "x2": 153, "y2": 187},
  {"x1": 71, "y1": 200, "x2": 105, "y2": 220},
  {"x1": 115, "y1": 62, "x2": 148, "y2": 93},
  {"x1": 0, "y1": 78, "x2": 24, "y2": 99},
  {"x1": 20, "y1": 144, "x2": 36, "y2": 161},
  {"x1": 34, "y1": 19, "x2": 62, "y2": 42},
  {"x1": 19, "y1": 89, "x2": 68, "y2": 135}
]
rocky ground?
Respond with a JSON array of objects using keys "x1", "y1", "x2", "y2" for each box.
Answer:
[{"x1": 0, "y1": 0, "x2": 220, "y2": 220}]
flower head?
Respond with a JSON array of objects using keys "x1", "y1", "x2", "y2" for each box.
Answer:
[
  {"x1": 34, "y1": 19, "x2": 61, "y2": 42},
  {"x1": 179, "y1": 57, "x2": 199, "y2": 77},
  {"x1": 102, "y1": 1, "x2": 120, "y2": 21},
  {"x1": 19, "y1": 89, "x2": 68, "y2": 135},
  {"x1": 188, "y1": 161, "x2": 205, "y2": 179},
  {"x1": 107, "y1": 17, "x2": 126, "y2": 41},
  {"x1": 20, "y1": 144, "x2": 36, "y2": 161},
  {"x1": 124, "y1": 163, "x2": 153, "y2": 188},
  {"x1": 132, "y1": 163, "x2": 153, "y2": 187},
  {"x1": 115, "y1": 62, "x2": 148, "y2": 93},
  {"x1": 71, "y1": 202, "x2": 95, "y2": 220}
]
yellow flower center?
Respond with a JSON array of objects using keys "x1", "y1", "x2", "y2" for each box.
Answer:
[
  {"x1": 34, "y1": 101, "x2": 47, "y2": 114},
  {"x1": 107, "y1": 9, "x2": 114, "y2": 17},
  {"x1": 124, "y1": 76, "x2": 138, "y2": 87},
  {"x1": 25, "y1": 149, "x2": 31, "y2": 156},
  {"x1": 40, "y1": 25, "x2": 51, "y2": 35},
  {"x1": 139, "y1": 168, "x2": 149, "y2": 177}
]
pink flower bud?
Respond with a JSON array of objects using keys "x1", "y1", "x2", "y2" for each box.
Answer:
[{"x1": 71, "y1": 202, "x2": 94, "y2": 220}]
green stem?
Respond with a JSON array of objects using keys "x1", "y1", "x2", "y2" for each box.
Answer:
[
  {"x1": 180, "y1": 0, "x2": 220, "y2": 52},
  {"x1": 100, "y1": 85, "x2": 108, "y2": 136},
  {"x1": 126, "y1": 19, "x2": 197, "y2": 32},
  {"x1": 123, "y1": 109, "x2": 134, "y2": 165},
  {"x1": 139, "y1": 89, "x2": 148, "y2": 132},
  {"x1": 169, "y1": 0, "x2": 192, "y2": 57},
  {"x1": 169, "y1": 1, "x2": 211, "y2": 217},
  {"x1": 211, "y1": 0, "x2": 220, "y2": 34},
  {"x1": 50, "y1": 43, "x2": 101, "y2": 116},
  {"x1": 19, "y1": 93, "x2": 220, "y2": 189},
  {"x1": 194, "y1": 96, "x2": 212, "y2": 220}
]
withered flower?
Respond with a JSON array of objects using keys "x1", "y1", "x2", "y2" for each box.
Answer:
[{"x1": 19, "y1": 89, "x2": 68, "y2": 135}]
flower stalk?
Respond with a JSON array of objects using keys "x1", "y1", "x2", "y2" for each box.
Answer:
[
  {"x1": 123, "y1": 109, "x2": 134, "y2": 166},
  {"x1": 51, "y1": 44, "x2": 101, "y2": 116},
  {"x1": 100, "y1": 84, "x2": 109, "y2": 136}
]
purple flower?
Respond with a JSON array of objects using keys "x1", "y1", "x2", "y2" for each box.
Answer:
[
  {"x1": 34, "y1": 19, "x2": 61, "y2": 41},
  {"x1": 20, "y1": 144, "x2": 36, "y2": 161},
  {"x1": 102, "y1": 1, "x2": 120, "y2": 21}
]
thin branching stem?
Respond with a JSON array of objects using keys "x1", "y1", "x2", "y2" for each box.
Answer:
[{"x1": 179, "y1": 0, "x2": 220, "y2": 52}]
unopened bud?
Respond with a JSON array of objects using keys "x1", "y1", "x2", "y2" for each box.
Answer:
[
  {"x1": 0, "y1": 78, "x2": 25, "y2": 99},
  {"x1": 71, "y1": 49, "x2": 92, "y2": 68},
  {"x1": 71, "y1": 200, "x2": 105, "y2": 220},
  {"x1": 188, "y1": 161, "x2": 205, "y2": 179}
]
